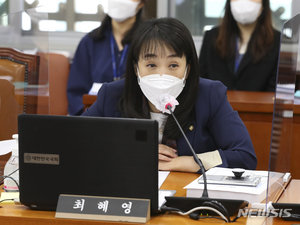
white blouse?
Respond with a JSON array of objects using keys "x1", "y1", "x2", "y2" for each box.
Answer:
[{"x1": 150, "y1": 112, "x2": 168, "y2": 143}]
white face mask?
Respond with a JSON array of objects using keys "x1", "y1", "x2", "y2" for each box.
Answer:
[
  {"x1": 137, "y1": 67, "x2": 187, "y2": 110},
  {"x1": 108, "y1": 0, "x2": 140, "y2": 23},
  {"x1": 230, "y1": 0, "x2": 262, "y2": 25}
]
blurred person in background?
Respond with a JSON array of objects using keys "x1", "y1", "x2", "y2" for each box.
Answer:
[
  {"x1": 67, "y1": 0, "x2": 145, "y2": 115},
  {"x1": 199, "y1": 0, "x2": 280, "y2": 92}
]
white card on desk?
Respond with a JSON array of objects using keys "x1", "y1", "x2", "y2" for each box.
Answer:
[
  {"x1": 158, "y1": 171, "x2": 169, "y2": 188},
  {"x1": 88, "y1": 83, "x2": 103, "y2": 95}
]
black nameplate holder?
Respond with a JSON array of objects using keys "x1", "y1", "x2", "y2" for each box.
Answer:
[{"x1": 55, "y1": 194, "x2": 150, "y2": 223}]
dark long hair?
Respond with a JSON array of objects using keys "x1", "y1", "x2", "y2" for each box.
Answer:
[
  {"x1": 216, "y1": 0, "x2": 274, "y2": 62},
  {"x1": 120, "y1": 17, "x2": 199, "y2": 139},
  {"x1": 88, "y1": 1, "x2": 146, "y2": 46}
]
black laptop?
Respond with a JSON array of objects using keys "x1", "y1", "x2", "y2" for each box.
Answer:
[{"x1": 18, "y1": 114, "x2": 159, "y2": 214}]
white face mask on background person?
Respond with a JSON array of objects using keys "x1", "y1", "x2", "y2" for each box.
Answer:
[
  {"x1": 108, "y1": 0, "x2": 140, "y2": 23},
  {"x1": 230, "y1": 0, "x2": 262, "y2": 25},
  {"x1": 137, "y1": 67, "x2": 187, "y2": 109}
]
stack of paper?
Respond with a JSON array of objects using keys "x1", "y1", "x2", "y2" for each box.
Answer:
[{"x1": 184, "y1": 167, "x2": 284, "y2": 204}]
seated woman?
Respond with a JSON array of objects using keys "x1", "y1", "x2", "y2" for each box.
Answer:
[
  {"x1": 67, "y1": 0, "x2": 146, "y2": 115},
  {"x1": 199, "y1": 0, "x2": 280, "y2": 92},
  {"x1": 82, "y1": 17, "x2": 257, "y2": 173}
]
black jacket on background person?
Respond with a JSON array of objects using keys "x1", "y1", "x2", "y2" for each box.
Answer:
[{"x1": 199, "y1": 27, "x2": 281, "y2": 92}]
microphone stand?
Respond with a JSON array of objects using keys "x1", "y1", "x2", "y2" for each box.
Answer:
[
  {"x1": 161, "y1": 104, "x2": 247, "y2": 222},
  {"x1": 166, "y1": 105, "x2": 208, "y2": 198}
]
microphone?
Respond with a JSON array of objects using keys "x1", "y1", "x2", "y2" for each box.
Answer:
[
  {"x1": 156, "y1": 94, "x2": 247, "y2": 221},
  {"x1": 154, "y1": 94, "x2": 179, "y2": 114}
]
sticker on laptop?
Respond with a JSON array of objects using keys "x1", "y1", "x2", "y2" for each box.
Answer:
[{"x1": 24, "y1": 153, "x2": 59, "y2": 165}]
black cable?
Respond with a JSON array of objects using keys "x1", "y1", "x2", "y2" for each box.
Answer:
[
  {"x1": 0, "y1": 176, "x2": 20, "y2": 190},
  {"x1": 195, "y1": 215, "x2": 228, "y2": 221},
  {"x1": 0, "y1": 168, "x2": 20, "y2": 190},
  {"x1": 0, "y1": 199, "x2": 15, "y2": 204},
  {"x1": 0, "y1": 168, "x2": 19, "y2": 180},
  {"x1": 161, "y1": 205, "x2": 228, "y2": 222}
]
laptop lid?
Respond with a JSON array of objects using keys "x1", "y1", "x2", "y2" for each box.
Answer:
[
  {"x1": 272, "y1": 203, "x2": 300, "y2": 221},
  {"x1": 18, "y1": 114, "x2": 159, "y2": 214}
]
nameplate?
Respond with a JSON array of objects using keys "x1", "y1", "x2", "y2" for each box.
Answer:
[{"x1": 55, "y1": 194, "x2": 150, "y2": 223}]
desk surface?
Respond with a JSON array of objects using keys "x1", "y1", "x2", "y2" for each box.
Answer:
[{"x1": 1, "y1": 172, "x2": 299, "y2": 225}]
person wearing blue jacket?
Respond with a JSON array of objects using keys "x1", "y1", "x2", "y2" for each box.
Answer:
[
  {"x1": 82, "y1": 17, "x2": 257, "y2": 173},
  {"x1": 67, "y1": 0, "x2": 145, "y2": 115}
]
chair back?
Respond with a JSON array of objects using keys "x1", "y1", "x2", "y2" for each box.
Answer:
[
  {"x1": 0, "y1": 79, "x2": 19, "y2": 141},
  {"x1": 0, "y1": 47, "x2": 40, "y2": 114},
  {"x1": 48, "y1": 53, "x2": 70, "y2": 115},
  {"x1": 0, "y1": 79, "x2": 18, "y2": 178}
]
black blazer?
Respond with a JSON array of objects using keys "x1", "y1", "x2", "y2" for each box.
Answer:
[{"x1": 199, "y1": 27, "x2": 281, "y2": 92}]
